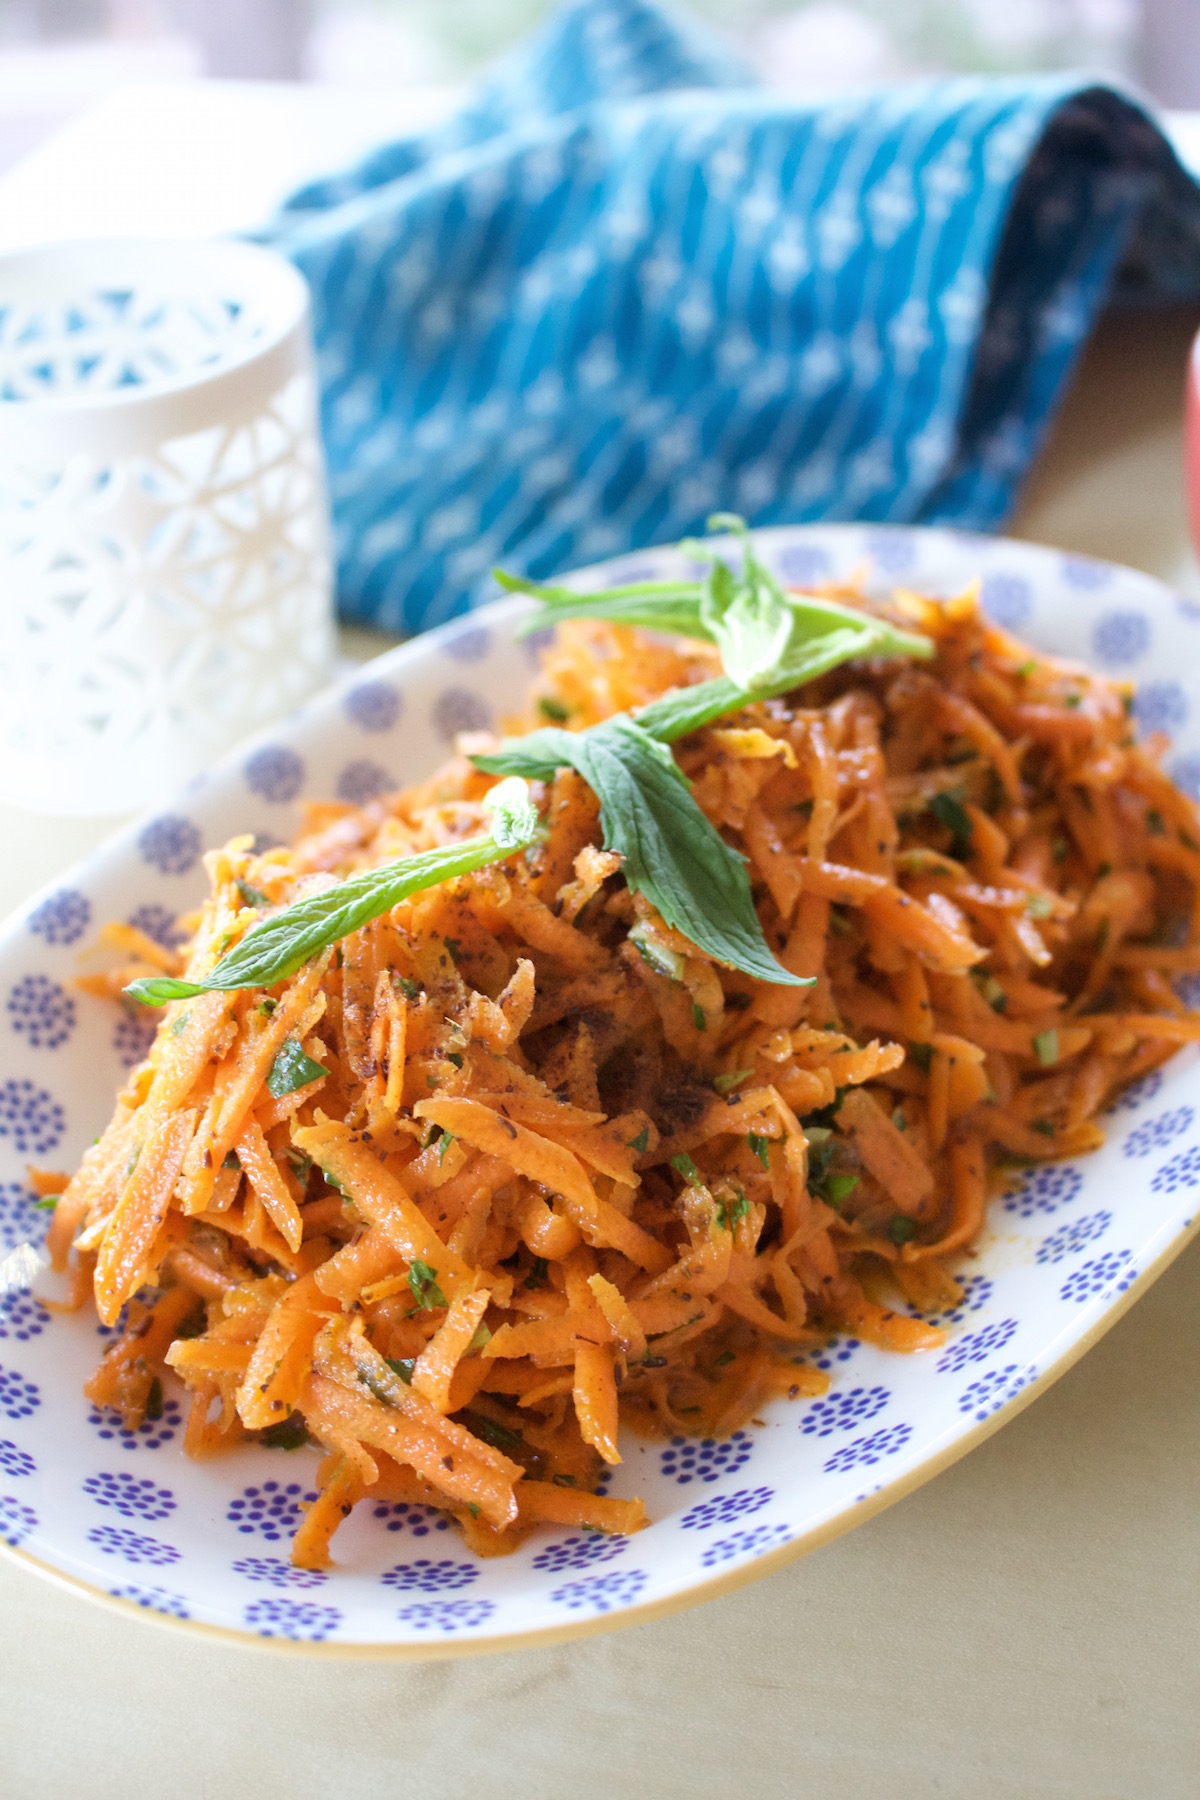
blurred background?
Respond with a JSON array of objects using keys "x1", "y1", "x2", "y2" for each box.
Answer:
[{"x1": 2, "y1": 0, "x2": 1197, "y2": 179}]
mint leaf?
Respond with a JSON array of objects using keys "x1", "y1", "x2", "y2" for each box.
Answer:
[
  {"x1": 504, "y1": 516, "x2": 932, "y2": 703},
  {"x1": 695, "y1": 518, "x2": 795, "y2": 691},
  {"x1": 265, "y1": 1038, "x2": 328, "y2": 1098},
  {"x1": 482, "y1": 715, "x2": 809, "y2": 988},
  {"x1": 481, "y1": 775, "x2": 542, "y2": 851},
  {"x1": 125, "y1": 781, "x2": 542, "y2": 1005}
]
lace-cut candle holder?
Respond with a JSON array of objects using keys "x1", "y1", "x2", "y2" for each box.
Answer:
[{"x1": 0, "y1": 239, "x2": 335, "y2": 814}]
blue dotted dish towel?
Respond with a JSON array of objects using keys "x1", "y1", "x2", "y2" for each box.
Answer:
[{"x1": 266, "y1": 0, "x2": 1200, "y2": 633}]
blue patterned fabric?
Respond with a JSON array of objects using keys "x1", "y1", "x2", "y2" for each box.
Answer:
[{"x1": 265, "y1": 0, "x2": 1200, "y2": 633}]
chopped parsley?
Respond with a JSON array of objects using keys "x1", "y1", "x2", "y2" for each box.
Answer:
[
  {"x1": 1147, "y1": 809, "x2": 1166, "y2": 836},
  {"x1": 394, "y1": 974, "x2": 421, "y2": 1001},
  {"x1": 407, "y1": 1259, "x2": 448, "y2": 1311},
  {"x1": 284, "y1": 1147, "x2": 314, "y2": 1184},
  {"x1": 629, "y1": 920, "x2": 686, "y2": 982},
  {"x1": 628, "y1": 1126, "x2": 650, "y2": 1154},
  {"x1": 236, "y1": 878, "x2": 271, "y2": 909},
  {"x1": 525, "y1": 1256, "x2": 549, "y2": 1289},
  {"x1": 385, "y1": 1357, "x2": 415, "y2": 1384},
  {"x1": 890, "y1": 1109, "x2": 907, "y2": 1133},
  {"x1": 446, "y1": 1051, "x2": 464, "y2": 1069},
  {"x1": 713, "y1": 1068, "x2": 754, "y2": 1095},
  {"x1": 819, "y1": 1173, "x2": 859, "y2": 1209},
  {"x1": 929, "y1": 788, "x2": 973, "y2": 856},
  {"x1": 747, "y1": 1131, "x2": 772, "y2": 1169},
  {"x1": 1031, "y1": 1120, "x2": 1056, "y2": 1137},
  {"x1": 715, "y1": 1194, "x2": 751, "y2": 1231},
  {"x1": 691, "y1": 1000, "x2": 707, "y2": 1031},
  {"x1": 888, "y1": 1216, "x2": 916, "y2": 1246},
  {"x1": 265, "y1": 1038, "x2": 328, "y2": 1098},
  {"x1": 1033, "y1": 1029, "x2": 1059, "y2": 1068},
  {"x1": 464, "y1": 1411, "x2": 523, "y2": 1453},
  {"x1": 33, "y1": 1194, "x2": 58, "y2": 1211},
  {"x1": 537, "y1": 695, "x2": 571, "y2": 723},
  {"x1": 908, "y1": 1041, "x2": 934, "y2": 1073},
  {"x1": 671, "y1": 1152, "x2": 702, "y2": 1184},
  {"x1": 257, "y1": 997, "x2": 277, "y2": 1017},
  {"x1": 260, "y1": 1414, "x2": 311, "y2": 1449},
  {"x1": 978, "y1": 974, "x2": 1007, "y2": 1014}
]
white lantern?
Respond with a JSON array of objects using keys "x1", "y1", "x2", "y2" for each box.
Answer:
[{"x1": 0, "y1": 237, "x2": 335, "y2": 814}]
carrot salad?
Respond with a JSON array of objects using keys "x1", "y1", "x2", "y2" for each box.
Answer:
[{"x1": 46, "y1": 575, "x2": 1200, "y2": 1566}]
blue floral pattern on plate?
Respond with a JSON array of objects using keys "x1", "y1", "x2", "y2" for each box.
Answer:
[
  {"x1": 27, "y1": 889, "x2": 89, "y2": 946},
  {"x1": 0, "y1": 1291, "x2": 50, "y2": 1343},
  {"x1": 6, "y1": 976, "x2": 75, "y2": 1051},
  {"x1": 700, "y1": 1524, "x2": 791, "y2": 1567},
  {"x1": 1, "y1": 526, "x2": 1199, "y2": 1652},
  {"x1": 0, "y1": 1440, "x2": 35, "y2": 1479},
  {"x1": 0, "y1": 1082, "x2": 64, "y2": 1156},
  {"x1": 0, "y1": 1182, "x2": 48, "y2": 1252}
]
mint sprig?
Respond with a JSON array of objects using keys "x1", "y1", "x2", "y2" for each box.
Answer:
[
  {"x1": 505, "y1": 512, "x2": 932, "y2": 695},
  {"x1": 475, "y1": 520, "x2": 932, "y2": 987},
  {"x1": 477, "y1": 715, "x2": 809, "y2": 986},
  {"x1": 124, "y1": 777, "x2": 541, "y2": 1005}
]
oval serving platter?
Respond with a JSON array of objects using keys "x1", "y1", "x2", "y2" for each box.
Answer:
[{"x1": 2, "y1": 523, "x2": 1199, "y2": 1657}]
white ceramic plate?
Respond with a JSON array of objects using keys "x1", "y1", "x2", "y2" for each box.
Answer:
[{"x1": 2, "y1": 524, "x2": 1199, "y2": 1657}]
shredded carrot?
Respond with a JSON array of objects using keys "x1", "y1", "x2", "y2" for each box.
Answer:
[{"x1": 58, "y1": 578, "x2": 1200, "y2": 1565}]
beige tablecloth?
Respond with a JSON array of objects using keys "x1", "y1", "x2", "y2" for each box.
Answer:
[{"x1": 1, "y1": 272, "x2": 1198, "y2": 1798}]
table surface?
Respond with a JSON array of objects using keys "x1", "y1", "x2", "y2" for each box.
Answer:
[{"x1": 1, "y1": 82, "x2": 1199, "y2": 1800}]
